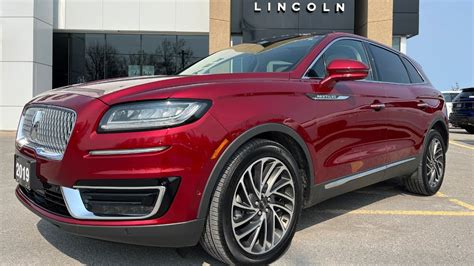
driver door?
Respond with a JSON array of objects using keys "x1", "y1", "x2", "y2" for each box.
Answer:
[{"x1": 304, "y1": 39, "x2": 389, "y2": 184}]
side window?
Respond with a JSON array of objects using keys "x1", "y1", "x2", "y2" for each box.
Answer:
[
  {"x1": 442, "y1": 93, "x2": 452, "y2": 102},
  {"x1": 307, "y1": 40, "x2": 372, "y2": 80},
  {"x1": 368, "y1": 44, "x2": 410, "y2": 83},
  {"x1": 401, "y1": 57, "x2": 424, "y2": 83}
]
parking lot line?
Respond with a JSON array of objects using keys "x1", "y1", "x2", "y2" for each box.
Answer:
[
  {"x1": 449, "y1": 140, "x2": 474, "y2": 150},
  {"x1": 435, "y1": 191, "x2": 474, "y2": 211},
  {"x1": 449, "y1": 199, "x2": 474, "y2": 211},
  {"x1": 322, "y1": 209, "x2": 474, "y2": 216}
]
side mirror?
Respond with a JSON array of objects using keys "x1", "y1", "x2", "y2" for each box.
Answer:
[{"x1": 319, "y1": 59, "x2": 369, "y2": 91}]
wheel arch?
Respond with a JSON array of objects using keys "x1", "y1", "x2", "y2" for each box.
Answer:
[
  {"x1": 197, "y1": 123, "x2": 314, "y2": 219},
  {"x1": 427, "y1": 116, "x2": 449, "y2": 151}
]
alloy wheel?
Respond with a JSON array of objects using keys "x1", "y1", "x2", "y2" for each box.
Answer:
[
  {"x1": 426, "y1": 138, "x2": 444, "y2": 188},
  {"x1": 231, "y1": 157, "x2": 295, "y2": 255}
]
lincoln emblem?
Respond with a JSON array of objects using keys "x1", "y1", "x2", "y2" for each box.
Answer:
[{"x1": 30, "y1": 110, "x2": 43, "y2": 141}]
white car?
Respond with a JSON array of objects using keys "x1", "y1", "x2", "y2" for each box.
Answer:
[{"x1": 442, "y1": 90, "x2": 460, "y2": 121}]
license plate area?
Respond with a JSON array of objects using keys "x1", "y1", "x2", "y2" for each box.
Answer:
[{"x1": 14, "y1": 154, "x2": 40, "y2": 190}]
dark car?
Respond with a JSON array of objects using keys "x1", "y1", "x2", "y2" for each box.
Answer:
[
  {"x1": 449, "y1": 88, "x2": 474, "y2": 133},
  {"x1": 14, "y1": 33, "x2": 448, "y2": 264}
]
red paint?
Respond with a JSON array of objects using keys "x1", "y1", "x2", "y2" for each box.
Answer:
[{"x1": 17, "y1": 33, "x2": 446, "y2": 227}]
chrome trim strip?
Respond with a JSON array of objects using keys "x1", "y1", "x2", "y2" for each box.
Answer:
[
  {"x1": 307, "y1": 94, "x2": 350, "y2": 101},
  {"x1": 324, "y1": 157, "x2": 416, "y2": 189},
  {"x1": 89, "y1": 146, "x2": 168, "y2": 156},
  {"x1": 73, "y1": 185, "x2": 165, "y2": 190},
  {"x1": 61, "y1": 186, "x2": 166, "y2": 220}
]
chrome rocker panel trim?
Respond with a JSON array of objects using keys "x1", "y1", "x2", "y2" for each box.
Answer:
[{"x1": 325, "y1": 157, "x2": 416, "y2": 189}]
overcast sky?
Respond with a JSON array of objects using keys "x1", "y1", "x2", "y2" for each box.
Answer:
[{"x1": 407, "y1": 0, "x2": 473, "y2": 91}]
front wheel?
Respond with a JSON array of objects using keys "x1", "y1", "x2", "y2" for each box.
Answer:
[
  {"x1": 404, "y1": 130, "x2": 446, "y2": 195},
  {"x1": 201, "y1": 139, "x2": 303, "y2": 264}
]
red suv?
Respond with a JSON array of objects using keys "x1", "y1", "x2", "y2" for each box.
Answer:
[{"x1": 15, "y1": 33, "x2": 448, "y2": 264}]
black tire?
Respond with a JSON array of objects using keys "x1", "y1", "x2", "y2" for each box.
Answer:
[
  {"x1": 200, "y1": 139, "x2": 303, "y2": 264},
  {"x1": 404, "y1": 130, "x2": 446, "y2": 195},
  {"x1": 463, "y1": 126, "x2": 474, "y2": 134}
]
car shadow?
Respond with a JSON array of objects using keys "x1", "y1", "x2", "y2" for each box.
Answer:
[
  {"x1": 37, "y1": 181, "x2": 408, "y2": 264},
  {"x1": 297, "y1": 180, "x2": 408, "y2": 231},
  {"x1": 36, "y1": 220, "x2": 222, "y2": 265}
]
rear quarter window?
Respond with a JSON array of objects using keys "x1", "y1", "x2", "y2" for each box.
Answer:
[{"x1": 401, "y1": 57, "x2": 424, "y2": 83}]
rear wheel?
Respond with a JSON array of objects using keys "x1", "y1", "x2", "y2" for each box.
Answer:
[
  {"x1": 404, "y1": 130, "x2": 446, "y2": 195},
  {"x1": 200, "y1": 139, "x2": 303, "y2": 264}
]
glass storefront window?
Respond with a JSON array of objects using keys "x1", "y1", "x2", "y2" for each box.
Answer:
[
  {"x1": 392, "y1": 36, "x2": 401, "y2": 51},
  {"x1": 231, "y1": 35, "x2": 243, "y2": 46},
  {"x1": 53, "y1": 33, "x2": 209, "y2": 87}
]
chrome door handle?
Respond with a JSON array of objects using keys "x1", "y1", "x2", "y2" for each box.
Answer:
[
  {"x1": 370, "y1": 103, "x2": 385, "y2": 111},
  {"x1": 417, "y1": 102, "x2": 429, "y2": 109}
]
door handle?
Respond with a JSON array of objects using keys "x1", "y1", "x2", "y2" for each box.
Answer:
[
  {"x1": 370, "y1": 103, "x2": 386, "y2": 111},
  {"x1": 417, "y1": 101, "x2": 429, "y2": 109}
]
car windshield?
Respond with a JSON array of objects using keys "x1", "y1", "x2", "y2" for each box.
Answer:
[{"x1": 179, "y1": 36, "x2": 323, "y2": 75}]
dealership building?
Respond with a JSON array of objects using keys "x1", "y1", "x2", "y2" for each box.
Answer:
[{"x1": 0, "y1": 0, "x2": 419, "y2": 130}]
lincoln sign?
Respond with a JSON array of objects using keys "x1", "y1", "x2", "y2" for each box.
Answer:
[
  {"x1": 254, "y1": 1, "x2": 346, "y2": 13},
  {"x1": 231, "y1": 0, "x2": 355, "y2": 42}
]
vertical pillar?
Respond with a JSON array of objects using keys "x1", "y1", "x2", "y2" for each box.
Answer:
[
  {"x1": 209, "y1": 0, "x2": 231, "y2": 54},
  {"x1": 0, "y1": 0, "x2": 53, "y2": 130},
  {"x1": 355, "y1": 0, "x2": 393, "y2": 47}
]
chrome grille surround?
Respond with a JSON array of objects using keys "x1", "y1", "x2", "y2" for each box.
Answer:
[{"x1": 16, "y1": 105, "x2": 77, "y2": 160}]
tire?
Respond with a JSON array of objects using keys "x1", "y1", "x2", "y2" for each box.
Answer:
[
  {"x1": 463, "y1": 126, "x2": 474, "y2": 134},
  {"x1": 200, "y1": 139, "x2": 303, "y2": 264},
  {"x1": 404, "y1": 130, "x2": 446, "y2": 195}
]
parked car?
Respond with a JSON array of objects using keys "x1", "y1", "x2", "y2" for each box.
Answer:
[
  {"x1": 442, "y1": 90, "x2": 460, "y2": 121},
  {"x1": 14, "y1": 33, "x2": 448, "y2": 264},
  {"x1": 449, "y1": 88, "x2": 474, "y2": 133}
]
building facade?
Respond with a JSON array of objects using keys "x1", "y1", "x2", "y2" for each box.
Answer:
[{"x1": 0, "y1": 0, "x2": 419, "y2": 130}]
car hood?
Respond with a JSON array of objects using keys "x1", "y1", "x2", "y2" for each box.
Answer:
[{"x1": 35, "y1": 73, "x2": 290, "y2": 105}]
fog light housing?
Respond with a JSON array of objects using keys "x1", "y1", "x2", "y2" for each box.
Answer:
[
  {"x1": 61, "y1": 177, "x2": 180, "y2": 220},
  {"x1": 80, "y1": 188, "x2": 160, "y2": 217}
]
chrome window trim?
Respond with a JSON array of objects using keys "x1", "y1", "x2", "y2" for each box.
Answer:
[
  {"x1": 324, "y1": 157, "x2": 416, "y2": 189},
  {"x1": 302, "y1": 37, "x2": 428, "y2": 86},
  {"x1": 399, "y1": 55, "x2": 427, "y2": 84},
  {"x1": 61, "y1": 185, "x2": 166, "y2": 220},
  {"x1": 16, "y1": 104, "x2": 77, "y2": 161},
  {"x1": 89, "y1": 146, "x2": 169, "y2": 156}
]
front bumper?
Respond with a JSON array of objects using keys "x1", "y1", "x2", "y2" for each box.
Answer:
[{"x1": 16, "y1": 186, "x2": 204, "y2": 247}]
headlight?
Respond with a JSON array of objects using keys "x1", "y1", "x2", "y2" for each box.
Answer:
[{"x1": 98, "y1": 100, "x2": 210, "y2": 132}]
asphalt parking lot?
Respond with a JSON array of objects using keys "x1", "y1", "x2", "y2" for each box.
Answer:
[{"x1": 1, "y1": 129, "x2": 473, "y2": 265}]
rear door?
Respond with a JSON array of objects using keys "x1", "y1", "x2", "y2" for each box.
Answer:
[
  {"x1": 366, "y1": 44, "x2": 434, "y2": 165},
  {"x1": 304, "y1": 39, "x2": 389, "y2": 184}
]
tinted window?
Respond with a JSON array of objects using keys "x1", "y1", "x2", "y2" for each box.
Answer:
[
  {"x1": 450, "y1": 93, "x2": 459, "y2": 100},
  {"x1": 454, "y1": 88, "x2": 474, "y2": 101},
  {"x1": 307, "y1": 40, "x2": 372, "y2": 80},
  {"x1": 401, "y1": 57, "x2": 424, "y2": 83},
  {"x1": 369, "y1": 44, "x2": 410, "y2": 83},
  {"x1": 442, "y1": 93, "x2": 452, "y2": 102}
]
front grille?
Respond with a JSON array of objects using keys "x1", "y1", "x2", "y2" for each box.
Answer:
[
  {"x1": 17, "y1": 106, "x2": 76, "y2": 160},
  {"x1": 20, "y1": 184, "x2": 70, "y2": 216}
]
